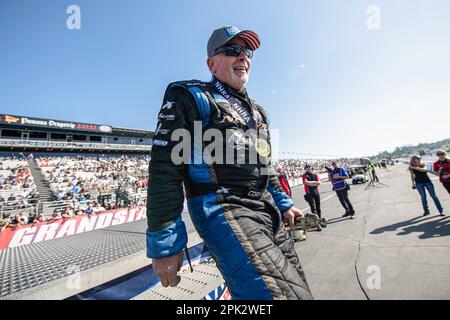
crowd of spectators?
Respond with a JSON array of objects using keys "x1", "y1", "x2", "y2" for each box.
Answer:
[
  {"x1": 0, "y1": 157, "x2": 38, "y2": 212},
  {"x1": 37, "y1": 155, "x2": 149, "y2": 205},
  {"x1": 275, "y1": 158, "x2": 361, "y2": 181}
]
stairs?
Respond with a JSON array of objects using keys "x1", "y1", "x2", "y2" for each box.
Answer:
[
  {"x1": 28, "y1": 159, "x2": 55, "y2": 203},
  {"x1": 132, "y1": 258, "x2": 225, "y2": 300}
]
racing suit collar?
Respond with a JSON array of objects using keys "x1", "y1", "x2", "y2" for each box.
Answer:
[{"x1": 211, "y1": 75, "x2": 248, "y2": 98}]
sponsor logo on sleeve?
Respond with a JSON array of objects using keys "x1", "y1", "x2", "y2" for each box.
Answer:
[
  {"x1": 161, "y1": 101, "x2": 175, "y2": 110},
  {"x1": 158, "y1": 113, "x2": 175, "y2": 121},
  {"x1": 153, "y1": 139, "x2": 169, "y2": 147}
]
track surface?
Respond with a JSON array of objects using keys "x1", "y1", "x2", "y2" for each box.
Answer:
[{"x1": 293, "y1": 164, "x2": 450, "y2": 299}]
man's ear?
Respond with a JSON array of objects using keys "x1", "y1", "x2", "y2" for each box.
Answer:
[{"x1": 207, "y1": 57, "x2": 215, "y2": 73}]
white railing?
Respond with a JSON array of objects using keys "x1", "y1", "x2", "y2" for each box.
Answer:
[{"x1": 0, "y1": 139, "x2": 152, "y2": 151}]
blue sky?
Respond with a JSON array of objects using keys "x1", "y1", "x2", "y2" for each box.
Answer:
[{"x1": 1, "y1": 0, "x2": 449, "y2": 158}]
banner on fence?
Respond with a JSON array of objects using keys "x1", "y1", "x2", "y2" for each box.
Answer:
[{"x1": 0, "y1": 206, "x2": 147, "y2": 249}]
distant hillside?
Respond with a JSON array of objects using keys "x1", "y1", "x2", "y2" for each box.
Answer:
[{"x1": 372, "y1": 138, "x2": 450, "y2": 160}]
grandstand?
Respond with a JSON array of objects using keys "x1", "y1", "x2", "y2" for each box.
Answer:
[
  {"x1": 0, "y1": 113, "x2": 153, "y2": 153},
  {"x1": 0, "y1": 113, "x2": 153, "y2": 220}
]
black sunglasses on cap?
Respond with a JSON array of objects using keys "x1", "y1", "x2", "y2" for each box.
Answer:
[{"x1": 214, "y1": 44, "x2": 253, "y2": 59}]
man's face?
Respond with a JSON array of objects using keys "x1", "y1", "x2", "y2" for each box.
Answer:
[
  {"x1": 332, "y1": 162, "x2": 337, "y2": 168},
  {"x1": 207, "y1": 37, "x2": 252, "y2": 90}
]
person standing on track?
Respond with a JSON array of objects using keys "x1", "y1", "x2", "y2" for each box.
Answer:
[
  {"x1": 369, "y1": 162, "x2": 379, "y2": 182},
  {"x1": 277, "y1": 167, "x2": 292, "y2": 197},
  {"x1": 302, "y1": 164, "x2": 322, "y2": 218},
  {"x1": 433, "y1": 150, "x2": 450, "y2": 195},
  {"x1": 329, "y1": 161, "x2": 355, "y2": 218},
  {"x1": 409, "y1": 155, "x2": 445, "y2": 216}
]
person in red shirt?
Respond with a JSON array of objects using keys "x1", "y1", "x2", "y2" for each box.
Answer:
[
  {"x1": 433, "y1": 149, "x2": 450, "y2": 194},
  {"x1": 276, "y1": 167, "x2": 292, "y2": 197},
  {"x1": 302, "y1": 164, "x2": 322, "y2": 218}
]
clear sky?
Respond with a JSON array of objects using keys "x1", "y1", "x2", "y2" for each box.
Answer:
[{"x1": 1, "y1": 0, "x2": 449, "y2": 158}]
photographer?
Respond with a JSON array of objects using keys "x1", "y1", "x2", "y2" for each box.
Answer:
[
  {"x1": 329, "y1": 161, "x2": 355, "y2": 218},
  {"x1": 302, "y1": 164, "x2": 322, "y2": 218},
  {"x1": 409, "y1": 155, "x2": 444, "y2": 216}
]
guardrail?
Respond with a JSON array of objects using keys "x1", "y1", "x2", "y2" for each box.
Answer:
[{"x1": 0, "y1": 139, "x2": 152, "y2": 151}]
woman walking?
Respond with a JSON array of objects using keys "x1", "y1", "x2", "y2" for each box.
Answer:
[
  {"x1": 409, "y1": 155, "x2": 444, "y2": 216},
  {"x1": 433, "y1": 149, "x2": 450, "y2": 194}
]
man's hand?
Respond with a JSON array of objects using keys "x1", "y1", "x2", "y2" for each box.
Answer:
[
  {"x1": 283, "y1": 206, "x2": 304, "y2": 230},
  {"x1": 152, "y1": 251, "x2": 184, "y2": 287}
]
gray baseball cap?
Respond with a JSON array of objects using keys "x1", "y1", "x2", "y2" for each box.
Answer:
[{"x1": 207, "y1": 25, "x2": 261, "y2": 57}]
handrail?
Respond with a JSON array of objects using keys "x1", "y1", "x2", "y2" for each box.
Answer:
[{"x1": 0, "y1": 138, "x2": 152, "y2": 151}]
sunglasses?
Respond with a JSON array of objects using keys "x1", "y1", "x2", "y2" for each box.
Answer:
[
  {"x1": 437, "y1": 153, "x2": 445, "y2": 156},
  {"x1": 214, "y1": 44, "x2": 254, "y2": 59}
]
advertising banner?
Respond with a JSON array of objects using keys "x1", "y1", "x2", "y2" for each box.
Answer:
[
  {"x1": 0, "y1": 206, "x2": 146, "y2": 249},
  {"x1": 0, "y1": 114, "x2": 112, "y2": 133}
]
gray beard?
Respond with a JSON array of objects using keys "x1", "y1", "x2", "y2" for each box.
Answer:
[{"x1": 231, "y1": 70, "x2": 249, "y2": 88}]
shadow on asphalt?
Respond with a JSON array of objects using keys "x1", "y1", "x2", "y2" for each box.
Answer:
[
  {"x1": 370, "y1": 215, "x2": 450, "y2": 239},
  {"x1": 326, "y1": 216, "x2": 354, "y2": 225}
]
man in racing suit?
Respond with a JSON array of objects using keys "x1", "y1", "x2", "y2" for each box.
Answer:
[{"x1": 146, "y1": 25, "x2": 313, "y2": 300}]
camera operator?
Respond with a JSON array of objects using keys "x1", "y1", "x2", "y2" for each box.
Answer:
[{"x1": 329, "y1": 161, "x2": 355, "y2": 218}]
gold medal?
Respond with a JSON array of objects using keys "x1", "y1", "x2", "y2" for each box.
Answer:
[{"x1": 255, "y1": 138, "x2": 271, "y2": 157}]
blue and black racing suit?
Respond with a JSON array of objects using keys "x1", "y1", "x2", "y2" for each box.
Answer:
[{"x1": 146, "y1": 77, "x2": 312, "y2": 300}]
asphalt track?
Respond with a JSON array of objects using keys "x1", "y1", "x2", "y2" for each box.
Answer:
[{"x1": 293, "y1": 164, "x2": 450, "y2": 299}]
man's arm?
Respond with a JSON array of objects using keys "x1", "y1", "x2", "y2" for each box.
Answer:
[
  {"x1": 304, "y1": 175, "x2": 320, "y2": 187},
  {"x1": 410, "y1": 171, "x2": 416, "y2": 187},
  {"x1": 433, "y1": 161, "x2": 439, "y2": 173},
  {"x1": 409, "y1": 165, "x2": 427, "y2": 173},
  {"x1": 146, "y1": 86, "x2": 198, "y2": 260},
  {"x1": 268, "y1": 172, "x2": 294, "y2": 213},
  {"x1": 333, "y1": 168, "x2": 349, "y2": 180}
]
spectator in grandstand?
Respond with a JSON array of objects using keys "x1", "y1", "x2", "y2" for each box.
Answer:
[
  {"x1": 74, "y1": 205, "x2": 84, "y2": 215},
  {"x1": 433, "y1": 150, "x2": 450, "y2": 195},
  {"x1": 62, "y1": 207, "x2": 74, "y2": 218},
  {"x1": 84, "y1": 203, "x2": 94, "y2": 215},
  {"x1": 36, "y1": 214, "x2": 46, "y2": 223},
  {"x1": 276, "y1": 167, "x2": 292, "y2": 197},
  {"x1": 329, "y1": 161, "x2": 355, "y2": 218},
  {"x1": 10, "y1": 213, "x2": 26, "y2": 226},
  {"x1": 1, "y1": 216, "x2": 10, "y2": 232},
  {"x1": 93, "y1": 202, "x2": 106, "y2": 213},
  {"x1": 302, "y1": 164, "x2": 322, "y2": 219},
  {"x1": 27, "y1": 211, "x2": 36, "y2": 224},
  {"x1": 147, "y1": 25, "x2": 312, "y2": 300},
  {"x1": 116, "y1": 199, "x2": 126, "y2": 209},
  {"x1": 103, "y1": 201, "x2": 112, "y2": 211},
  {"x1": 409, "y1": 155, "x2": 444, "y2": 216},
  {"x1": 51, "y1": 210, "x2": 62, "y2": 220}
]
